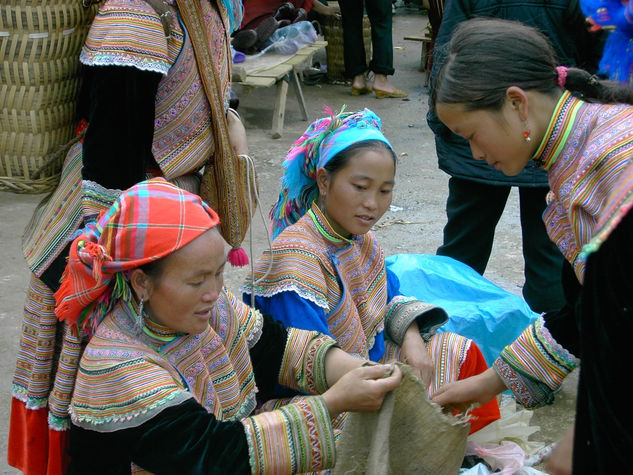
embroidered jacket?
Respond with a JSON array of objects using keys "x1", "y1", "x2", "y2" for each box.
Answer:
[
  {"x1": 70, "y1": 289, "x2": 338, "y2": 473},
  {"x1": 494, "y1": 91, "x2": 633, "y2": 408},
  {"x1": 23, "y1": 0, "x2": 231, "y2": 277},
  {"x1": 242, "y1": 203, "x2": 449, "y2": 362}
]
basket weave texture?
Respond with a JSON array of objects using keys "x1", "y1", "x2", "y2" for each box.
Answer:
[
  {"x1": 321, "y1": 3, "x2": 371, "y2": 82},
  {"x1": 0, "y1": 1, "x2": 99, "y2": 194}
]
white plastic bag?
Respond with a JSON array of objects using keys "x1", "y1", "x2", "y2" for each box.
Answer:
[{"x1": 260, "y1": 21, "x2": 317, "y2": 55}]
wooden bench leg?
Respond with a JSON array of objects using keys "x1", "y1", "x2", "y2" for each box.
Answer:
[
  {"x1": 290, "y1": 70, "x2": 309, "y2": 121},
  {"x1": 271, "y1": 77, "x2": 289, "y2": 139}
]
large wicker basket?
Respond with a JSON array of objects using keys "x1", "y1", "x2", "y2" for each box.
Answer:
[
  {"x1": 321, "y1": 3, "x2": 372, "y2": 83},
  {"x1": 0, "y1": 1, "x2": 99, "y2": 194}
]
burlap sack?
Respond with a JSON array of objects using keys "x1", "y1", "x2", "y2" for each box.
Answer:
[{"x1": 332, "y1": 364, "x2": 469, "y2": 475}]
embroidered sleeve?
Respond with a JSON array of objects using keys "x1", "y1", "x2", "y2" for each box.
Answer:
[
  {"x1": 80, "y1": 0, "x2": 177, "y2": 75},
  {"x1": 278, "y1": 328, "x2": 337, "y2": 395},
  {"x1": 241, "y1": 396, "x2": 336, "y2": 474},
  {"x1": 384, "y1": 295, "x2": 449, "y2": 345},
  {"x1": 493, "y1": 316, "x2": 579, "y2": 408},
  {"x1": 226, "y1": 289, "x2": 263, "y2": 349}
]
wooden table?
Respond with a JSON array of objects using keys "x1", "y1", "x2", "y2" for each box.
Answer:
[{"x1": 232, "y1": 40, "x2": 327, "y2": 138}]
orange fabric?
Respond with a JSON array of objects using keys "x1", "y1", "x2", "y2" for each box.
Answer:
[
  {"x1": 458, "y1": 343, "x2": 501, "y2": 434},
  {"x1": 7, "y1": 398, "x2": 70, "y2": 475}
]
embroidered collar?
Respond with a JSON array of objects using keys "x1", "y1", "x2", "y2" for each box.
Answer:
[
  {"x1": 533, "y1": 91, "x2": 583, "y2": 170},
  {"x1": 124, "y1": 300, "x2": 183, "y2": 349},
  {"x1": 142, "y1": 316, "x2": 182, "y2": 347},
  {"x1": 308, "y1": 202, "x2": 354, "y2": 245}
]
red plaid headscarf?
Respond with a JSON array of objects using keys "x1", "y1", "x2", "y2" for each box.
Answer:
[{"x1": 55, "y1": 178, "x2": 220, "y2": 332}]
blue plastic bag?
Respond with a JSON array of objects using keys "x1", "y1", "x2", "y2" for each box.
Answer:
[{"x1": 386, "y1": 254, "x2": 538, "y2": 365}]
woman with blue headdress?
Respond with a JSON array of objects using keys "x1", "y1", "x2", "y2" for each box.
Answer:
[
  {"x1": 242, "y1": 107, "x2": 500, "y2": 434},
  {"x1": 8, "y1": 1, "x2": 250, "y2": 473}
]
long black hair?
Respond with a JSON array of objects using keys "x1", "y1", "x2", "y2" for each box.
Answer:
[{"x1": 432, "y1": 18, "x2": 633, "y2": 111}]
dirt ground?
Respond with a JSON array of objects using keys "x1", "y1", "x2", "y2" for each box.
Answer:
[{"x1": 0, "y1": 7, "x2": 576, "y2": 473}]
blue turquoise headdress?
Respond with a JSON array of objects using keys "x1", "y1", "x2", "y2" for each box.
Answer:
[{"x1": 269, "y1": 107, "x2": 392, "y2": 239}]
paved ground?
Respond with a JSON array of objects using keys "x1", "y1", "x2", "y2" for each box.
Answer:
[{"x1": 0, "y1": 7, "x2": 576, "y2": 473}]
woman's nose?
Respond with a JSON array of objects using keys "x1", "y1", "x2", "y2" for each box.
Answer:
[
  {"x1": 470, "y1": 143, "x2": 486, "y2": 160},
  {"x1": 364, "y1": 195, "x2": 378, "y2": 210},
  {"x1": 202, "y1": 281, "x2": 220, "y2": 303}
]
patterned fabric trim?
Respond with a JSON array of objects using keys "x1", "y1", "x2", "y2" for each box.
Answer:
[
  {"x1": 494, "y1": 359, "x2": 555, "y2": 409},
  {"x1": 241, "y1": 396, "x2": 336, "y2": 474},
  {"x1": 493, "y1": 316, "x2": 579, "y2": 408},
  {"x1": 279, "y1": 328, "x2": 338, "y2": 395},
  {"x1": 226, "y1": 289, "x2": 264, "y2": 348},
  {"x1": 581, "y1": 163, "x2": 633, "y2": 258},
  {"x1": 70, "y1": 354, "x2": 194, "y2": 431},
  {"x1": 80, "y1": 0, "x2": 182, "y2": 76},
  {"x1": 11, "y1": 276, "x2": 59, "y2": 408},
  {"x1": 81, "y1": 180, "x2": 123, "y2": 222},
  {"x1": 70, "y1": 288, "x2": 259, "y2": 431},
  {"x1": 245, "y1": 203, "x2": 388, "y2": 359},
  {"x1": 48, "y1": 324, "x2": 84, "y2": 429},
  {"x1": 426, "y1": 332, "x2": 471, "y2": 394},
  {"x1": 242, "y1": 279, "x2": 329, "y2": 310},
  {"x1": 22, "y1": 143, "x2": 83, "y2": 276},
  {"x1": 384, "y1": 296, "x2": 449, "y2": 345},
  {"x1": 535, "y1": 91, "x2": 633, "y2": 282},
  {"x1": 532, "y1": 91, "x2": 581, "y2": 171}
]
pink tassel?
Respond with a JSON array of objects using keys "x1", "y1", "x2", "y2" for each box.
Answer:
[{"x1": 227, "y1": 247, "x2": 249, "y2": 267}]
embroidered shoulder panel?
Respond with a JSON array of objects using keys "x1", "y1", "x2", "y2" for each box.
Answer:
[
  {"x1": 70, "y1": 315, "x2": 192, "y2": 431},
  {"x1": 80, "y1": 0, "x2": 183, "y2": 75},
  {"x1": 243, "y1": 219, "x2": 333, "y2": 308},
  {"x1": 540, "y1": 96, "x2": 633, "y2": 281}
]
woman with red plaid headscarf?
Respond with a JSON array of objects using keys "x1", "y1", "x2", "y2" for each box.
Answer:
[{"x1": 55, "y1": 178, "x2": 401, "y2": 474}]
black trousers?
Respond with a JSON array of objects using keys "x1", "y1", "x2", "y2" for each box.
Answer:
[
  {"x1": 437, "y1": 177, "x2": 566, "y2": 313},
  {"x1": 338, "y1": 0, "x2": 395, "y2": 77}
]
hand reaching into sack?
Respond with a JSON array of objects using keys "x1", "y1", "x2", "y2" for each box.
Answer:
[{"x1": 431, "y1": 367, "x2": 506, "y2": 413}]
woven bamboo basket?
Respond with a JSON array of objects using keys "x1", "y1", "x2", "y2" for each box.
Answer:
[
  {"x1": 321, "y1": 3, "x2": 372, "y2": 82},
  {"x1": 0, "y1": 0, "x2": 100, "y2": 194}
]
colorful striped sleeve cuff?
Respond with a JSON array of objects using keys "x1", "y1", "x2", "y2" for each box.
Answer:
[
  {"x1": 384, "y1": 296, "x2": 449, "y2": 345},
  {"x1": 241, "y1": 396, "x2": 336, "y2": 474},
  {"x1": 494, "y1": 316, "x2": 579, "y2": 408},
  {"x1": 278, "y1": 328, "x2": 337, "y2": 395}
]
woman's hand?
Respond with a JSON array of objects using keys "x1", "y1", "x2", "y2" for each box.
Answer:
[
  {"x1": 322, "y1": 364, "x2": 402, "y2": 417},
  {"x1": 401, "y1": 322, "x2": 434, "y2": 387},
  {"x1": 431, "y1": 367, "x2": 506, "y2": 412},
  {"x1": 545, "y1": 426, "x2": 574, "y2": 475},
  {"x1": 312, "y1": 1, "x2": 341, "y2": 19},
  {"x1": 226, "y1": 108, "x2": 248, "y2": 156}
]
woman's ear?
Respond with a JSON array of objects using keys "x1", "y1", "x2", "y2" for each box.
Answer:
[
  {"x1": 316, "y1": 167, "x2": 330, "y2": 196},
  {"x1": 505, "y1": 86, "x2": 529, "y2": 120},
  {"x1": 129, "y1": 268, "x2": 152, "y2": 301}
]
